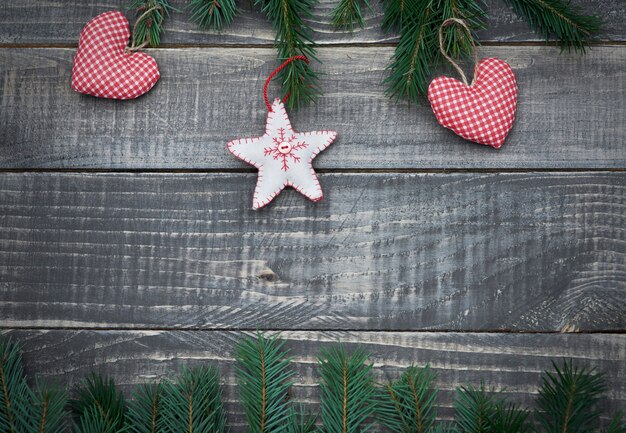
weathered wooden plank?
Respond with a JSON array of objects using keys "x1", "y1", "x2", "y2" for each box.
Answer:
[
  {"x1": 2, "y1": 330, "x2": 625, "y2": 428},
  {"x1": 1, "y1": 172, "x2": 624, "y2": 331},
  {"x1": 1, "y1": 46, "x2": 624, "y2": 169},
  {"x1": 0, "y1": 0, "x2": 623, "y2": 45}
]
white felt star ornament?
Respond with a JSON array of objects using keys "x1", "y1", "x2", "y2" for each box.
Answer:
[{"x1": 228, "y1": 98, "x2": 336, "y2": 209}]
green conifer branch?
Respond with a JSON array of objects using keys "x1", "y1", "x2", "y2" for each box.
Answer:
[
  {"x1": 29, "y1": 385, "x2": 67, "y2": 433},
  {"x1": 378, "y1": 365, "x2": 438, "y2": 433},
  {"x1": 128, "y1": 0, "x2": 171, "y2": 47},
  {"x1": 189, "y1": 0, "x2": 237, "y2": 31},
  {"x1": 318, "y1": 345, "x2": 376, "y2": 433},
  {"x1": 236, "y1": 333, "x2": 294, "y2": 433},
  {"x1": 501, "y1": 0, "x2": 601, "y2": 51},
  {"x1": 127, "y1": 384, "x2": 163, "y2": 433},
  {"x1": 255, "y1": 0, "x2": 320, "y2": 109},
  {"x1": 0, "y1": 340, "x2": 32, "y2": 433},
  {"x1": 330, "y1": 0, "x2": 370, "y2": 31},
  {"x1": 536, "y1": 360, "x2": 607, "y2": 433},
  {"x1": 160, "y1": 366, "x2": 226, "y2": 433},
  {"x1": 71, "y1": 374, "x2": 127, "y2": 433}
]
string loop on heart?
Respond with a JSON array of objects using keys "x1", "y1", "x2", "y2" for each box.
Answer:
[
  {"x1": 438, "y1": 18, "x2": 479, "y2": 86},
  {"x1": 263, "y1": 56, "x2": 309, "y2": 112},
  {"x1": 125, "y1": 5, "x2": 164, "y2": 53}
]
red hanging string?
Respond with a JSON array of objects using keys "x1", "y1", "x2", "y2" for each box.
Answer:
[{"x1": 263, "y1": 55, "x2": 309, "y2": 112}]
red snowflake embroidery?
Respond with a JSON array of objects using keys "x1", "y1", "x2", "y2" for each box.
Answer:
[{"x1": 264, "y1": 128, "x2": 308, "y2": 171}]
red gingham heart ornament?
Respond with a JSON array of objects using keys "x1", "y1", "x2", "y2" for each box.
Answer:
[
  {"x1": 72, "y1": 11, "x2": 160, "y2": 100},
  {"x1": 428, "y1": 58, "x2": 518, "y2": 149},
  {"x1": 428, "y1": 19, "x2": 518, "y2": 149}
]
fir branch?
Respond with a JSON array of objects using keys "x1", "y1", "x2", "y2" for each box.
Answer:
[
  {"x1": 128, "y1": 0, "x2": 171, "y2": 47},
  {"x1": 378, "y1": 365, "x2": 438, "y2": 433},
  {"x1": 287, "y1": 406, "x2": 318, "y2": 433},
  {"x1": 255, "y1": 0, "x2": 320, "y2": 109},
  {"x1": 330, "y1": 0, "x2": 370, "y2": 31},
  {"x1": 189, "y1": 0, "x2": 237, "y2": 31},
  {"x1": 380, "y1": 0, "x2": 406, "y2": 33},
  {"x1": 536, "y1": 360, "x2": 606, "y2": 433},
  {"x1": 489, "y1": 402, "x2": 529, "y2": 433},
  {"x1": 29, "y1": 384, "x2": 67, "y2": 433},
  {"x1": 160, "y1": 366, "x2": 226, "y2": 433},
  {"x1": 127, "y1": 384, "x2": 163, "y2": 433},
  {"x1": 383, "y1": 0, "x2": 440, "y2": 102},
  {"x1": 71, "y1": 374, "x2": 127, "y2": 433},
  {"x1": 318, "y1": 346, "x2": 376, "y2": 433},
  {"x1": 236, "y1": 333, "x2": 294, "y2": 433},
  {"x1": 439, "y1": 0, "x2": 486, "y2": 58},
  {"x1": 454, "y1": 383, "x2": 498, "y2": 433},
  {"x1": 500, "y1": 0, "x2": 601, "y2": 51},
  {"x1": 0, "y1": 339, "x2": 32, "y2": 433}
]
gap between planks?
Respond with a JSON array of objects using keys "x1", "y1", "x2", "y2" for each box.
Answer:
[{"x1": 2, "y1": 326, "x2": 625, "y2": 333}]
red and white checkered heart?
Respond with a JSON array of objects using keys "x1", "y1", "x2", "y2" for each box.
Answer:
[
  {"x1": 428, "y1": 58, "x2": 518, "y2": 149},
  {"x1": 71, "y1": 11, "x2": 159, "y2": 100}
]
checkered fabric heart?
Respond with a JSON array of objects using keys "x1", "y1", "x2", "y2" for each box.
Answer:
[
  {"x1": 72, "y1": 11, "x2": 160, "y2": 100},
  {"x1": 428, "y1": 57, "x2": 518, "y2": 149}
]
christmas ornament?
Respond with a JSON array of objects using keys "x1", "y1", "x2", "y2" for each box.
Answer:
[
  {"x1": 427, "y1": 18, "x2": 518, "y2": 149},
  {"x1": 71, "y1": 10, "x2": 161, "y2": 99},
  {"x1": 227, "y1": 56, "x2": 337, "y2": 210}
]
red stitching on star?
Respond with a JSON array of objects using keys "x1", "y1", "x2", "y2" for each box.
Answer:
[{"x1": 263, "y1": 127, "x2": 309, "y2": 171}]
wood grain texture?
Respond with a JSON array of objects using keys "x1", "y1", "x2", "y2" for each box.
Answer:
[
  {"x1": 2, "y1": 330, "x2": 625, "y2": 428},
  {"x1": 1, "y1": 46, "x2": 624, "y2": 169},
  {"x1": 1, "y1": 172, "x2": 624, "y2": 331},
  {"x1": 0, "y1": 0, "x2": 623, "y2": 45}
]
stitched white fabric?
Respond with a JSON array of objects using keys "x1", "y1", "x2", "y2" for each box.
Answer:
[{"x1": 227, "y1": 99, "x2": 337, "y2": 210}]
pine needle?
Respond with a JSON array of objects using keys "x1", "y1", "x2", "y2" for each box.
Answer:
[
  {"x1": 501, "y1": 0, "x2": 601, "y2": 51},
  {"x1": 255, "y1": 0, "x2": 320, "y2": 109},
  {"x1": 0, "y1": 339, "x2": 32, "y2": 433},
  {"x1": 28, "y1": 384, "x2": 67, "y2": 433},
  {"x1": 236, "y1": 333, "x2": 294, "y2": 433},
  {"x1": 378, "y1": 365, "x2": 439, "y2": 433},
  {"x1": 383, "y1": 0, "x2": 440, "y2": 102},
  {"x1": 71, "y1": 374, "x2": 127, "y2": 433},
  {"x1": 160, "y1": 366, "x2": 226, "y2": 433},
  {"x1": 128, "y1": 0, "x2": 172, "y2": 47},
  {"x1": 188, "y1": 0, "x2": 237, "y2": 31},
  {"x1": 536, "y1": 360, "x2": 607, "y2": 433},
  {"x1": 127, "y1": 384, "x2": 163, "y2": 433},
  {"x1": 330, "y1": 0, "x2": 370, "y2": 31},
  {"x1": 604, "y1": 412, "x2": 626, "y2": 433},
  {"x1": 318, "y1": 345, "x2": 376, "y2": 433}
]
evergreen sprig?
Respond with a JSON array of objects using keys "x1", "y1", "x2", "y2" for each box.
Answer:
[
  {"x1": 255, "y1": 0, "x2": 320, "y2": 109},
  {"x1": 71, "y1": 374, "x2": 127, "y2": 433},
  {"x1": 0, "y1": 339, "x2": 31, "y2": 433},
  {"x1": 0, "y1": 340, "x2": 68, "y2": 433},
  {"x1": 454, "y1": 383, "x2": 530, "y2": 433},
  {"x1": 128, "y1": 0, "x2": 171, "y2": 47},
  {"x1": 189, "y1": 0, "x2": 237, "y2": 31},
  {"x1": 126, "y1": 384, "x2": 163, "y2": 433},
  {"x1": 318, "y1": 345, "x2": 377, "y2": 433},
  {"x1": 378, "y1": 365, "x2": 438, "y2": 433},
  {"x1": 501, "y1": 0, "x2": 602, "y2": 51},
  {"x1": 161, "y1": 366, "x2": 226, "y2": 433},
  {"x1": 330, "y1": 0, "x2": 370, "y2": 31},
  {"x1": 536, "y1": 360, "x2": 607, "y2": 433},
  {"x1": 236, "y1": 333, "x2": 295, "y2": 433},
  {"x1": 382, "y1": 0, "x2": 601, "y2": 103}
]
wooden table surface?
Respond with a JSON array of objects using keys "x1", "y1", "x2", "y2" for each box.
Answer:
[{"x1": 1, "y1": 0, "x2": 625, "y2": 426}]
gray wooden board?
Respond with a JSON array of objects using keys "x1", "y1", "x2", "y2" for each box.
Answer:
[
  {"x1": 0, "y1": 0, "x2": 623, "y2": 45},
  {"x1": 1, "y1": 172, "x2": 624, "y2": 331},
  {"x1": 2, "y1": 330, "x2": 625, "y2": 428},
  {"x1": 1, "y1": 46, "x2": 624, "y2": 169}
]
